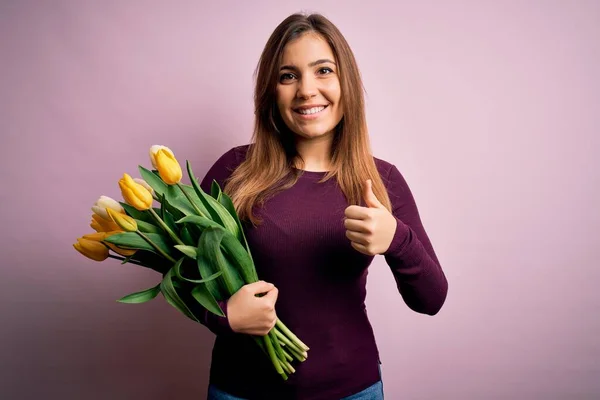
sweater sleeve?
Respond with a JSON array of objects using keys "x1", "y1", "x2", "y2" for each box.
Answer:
[
  {"x1": 382, "y1": 164, "x2": 448, "y2": 315},
  {"x1": 184, "y1": 146, "x2": 244, "y2": 336}
]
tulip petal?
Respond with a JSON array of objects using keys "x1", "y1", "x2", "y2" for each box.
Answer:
[
  {"x1": 105, "y1": 242, "x2": 137, "y2": 256},
  {"x1": 74, "y1": 238, "x2": 108, "y2": 261},
  {"x1": 91, "y1": 205, "x2": 109, "y2": 220},
  {"x1": 133, "y1": 178, "x2": 154, "y2": 194},
  {"x1": 82, "y1": 232, "x2": 107, "y2": 241},
  {"x1": 155, "y1": 149, "x2": 182, "y2": 185},
  {"x1": 107, "y1": 208, "x2": 138, "y2": 232},
  {"x1": 119, "y1": 173, "x2": 153, "y2": 211},
  {"x1": 92, "y1": 213, "x2": 121, "y2": 232},
  {"x1": 97, "y1": 196, "x2": 125, "y2": 213},
  {"x1": 149, "y1": 145, "x2": 174, "y2": 169}
]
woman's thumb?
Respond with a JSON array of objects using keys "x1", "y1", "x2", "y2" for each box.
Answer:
[{"x1": 248, "y1": 280, "x2": 275, "y2": 295}]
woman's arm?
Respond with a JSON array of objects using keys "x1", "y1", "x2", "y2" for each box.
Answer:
[{"x1": 382, "y1": 164, "x2": 448, "y2": 315}]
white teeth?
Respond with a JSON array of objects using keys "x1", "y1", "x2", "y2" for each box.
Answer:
[{"x1": 297, "y1": 106, "x2": 325, "y2": 115}]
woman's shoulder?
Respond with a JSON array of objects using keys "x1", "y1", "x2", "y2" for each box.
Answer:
[
  {"x1": 215, "y1": 144, "x2": 251, "y2": 167},
  {"x1": 373, "y1": 156, "x2": 399, "y2": 181},
  {"x1": 372, "y1": 155, "x2": 414, "y2": 197},
  {"x1": 200, "y1": 144, "x2": 250, "y2": 191}
]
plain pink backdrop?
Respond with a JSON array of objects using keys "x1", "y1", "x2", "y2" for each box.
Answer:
[{"x1": 1, "y1": 1, "x2": 599, "y2": 399}]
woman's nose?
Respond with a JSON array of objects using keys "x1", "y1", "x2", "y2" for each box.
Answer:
[{"x1": 296, "y1": 76, "x2": 318, "y2": 99}]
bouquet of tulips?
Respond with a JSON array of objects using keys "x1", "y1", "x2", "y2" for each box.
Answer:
[{"x1": 73, "y1": 145, "x2": 309, "y2": 380}]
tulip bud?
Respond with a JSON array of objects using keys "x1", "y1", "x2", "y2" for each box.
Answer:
[
  {"x1": 119, "y1": 173, "x2": 153, "y2": 211},
  {"x1": 73, "y1": 237, "x2": 109, "y2": 261},
  {"x1": 106, "y1": 208, "x2": 138, "y2": 232},
  {"x1": 91, "y1": 195, "x2": 125, "y2": 221},
  {"x1": 82, "y1": 232, "x2": 108, "y2": 241},
  {"x1": 150, "y1": 145, "x2": 182, "y2": 185},
  {"x1": 149, "y1": 145, "x2": 174, "y2": 169},
  {"x1": 90, "y1": 214, "x2": 121, "y2": 233},
  {"x1": 133, "y1": 178, "x2": 154, "y2": 195},
  {"x1": 106, "y1": 242, "x2": 137, "y2": 256},
  {"x1": 83, "y1": 231, "x2": 136, "y2": 256}
]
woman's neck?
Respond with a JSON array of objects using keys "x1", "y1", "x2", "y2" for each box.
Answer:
[{"x1": 293, "y1": 134, "x2": 334, "y2": 172}]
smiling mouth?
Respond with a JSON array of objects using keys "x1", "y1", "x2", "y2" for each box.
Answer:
[{"x1": 293, "y1": 105, "x2": 328, "y2": 115}]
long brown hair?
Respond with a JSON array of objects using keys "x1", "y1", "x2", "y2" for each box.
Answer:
[{"x1": 225, "y1": 12, "x2": 392, "y2": 225}]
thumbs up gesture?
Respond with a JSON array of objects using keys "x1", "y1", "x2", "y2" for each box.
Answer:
[{"x1": 344, "y1": 179, "x2": 397, "y2": 256}]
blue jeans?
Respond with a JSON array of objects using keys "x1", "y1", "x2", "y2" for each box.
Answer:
[{"x1": 207, "y1": 364, "x2": 384, "y2": 400}]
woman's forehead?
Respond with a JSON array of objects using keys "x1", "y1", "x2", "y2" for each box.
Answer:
[{"x1": 280, "y1": 33, "x2": 335, "y2": 66}]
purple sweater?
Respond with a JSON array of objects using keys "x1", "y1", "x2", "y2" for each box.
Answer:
[{"x1": 197, "y1": 145, "x2": 447, "y2": 400}]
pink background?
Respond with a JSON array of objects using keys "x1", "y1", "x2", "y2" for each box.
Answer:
[{"x1": 1, "y1": 1, "x2": 599, "y2": 399}]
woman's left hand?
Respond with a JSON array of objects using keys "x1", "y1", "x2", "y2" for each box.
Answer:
[{"x1": 344, "y1": 179, "x2": 397, "y2": 256}]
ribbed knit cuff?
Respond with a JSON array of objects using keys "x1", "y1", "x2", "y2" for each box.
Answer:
[
  {"x1": 383, "y1": 217, "x2": 411, "y2": 258},
  {"x1": 204, "y1": 300, "x2": 235, "y2": 336}
]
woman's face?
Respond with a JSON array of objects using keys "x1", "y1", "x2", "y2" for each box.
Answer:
[{"x1": 275, "y1": 33, "x2": 343, "y2": 142}]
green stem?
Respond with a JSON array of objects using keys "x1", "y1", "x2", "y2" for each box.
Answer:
[
  {"x1": 285, "y1": 360, "x2": 295, "y2": 374},
  {"x1": 280, "y1": 346, "x2": 294, "y2": 362},
  {"x1": 276, "y1": 319, "x2": 309, "y2": 351},
  {"x1": 280, "y1": 337, "x2": 306, "y2": 361},
  {"x1": 107, "y1": 254, "x2": 144, "y2": 266},
  {"x1": 136, "y1": 230, "x2": 177, "y2": 263},
  {"x1": 280, "y1": 360, "x2": 292, "y2": 375},
  {"x1": 148, "y1": 208, "x2": 185, "y2": 246},
  {"x1": 274, "y1": 327, "x2": 305, "y2": 356},
  {"x1": 269, "y1": 329, "x2": 287, "y2": 365},
  {"x1": 176, "y1": 183, "x2": 206, "y2": 217},
  {"x1": 264, "y1": 335, "x2": 284, "y2": 376}
]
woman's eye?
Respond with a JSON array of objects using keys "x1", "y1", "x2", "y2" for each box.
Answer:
[
  {"x1": 318, "y1": 67, "x2": 333, "y2": 75},
  {"x1": 279, "y1": 73, "x2": 295, "y2": 82}
]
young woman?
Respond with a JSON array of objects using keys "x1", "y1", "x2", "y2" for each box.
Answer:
[{"x1": 197, "y1": 12, "x2": 448, "y2": 400}]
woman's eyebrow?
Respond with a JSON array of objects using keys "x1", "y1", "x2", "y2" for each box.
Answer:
[{"x1": 279, "y1": 59, "x2": 336, "y2": 71}]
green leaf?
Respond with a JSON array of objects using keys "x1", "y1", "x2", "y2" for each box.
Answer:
[
  {"x1": 180, "y1": 225, "x2": 195, "y2": 246},
  {"x1": 199, "y1": 227, "x2": 245, "y2": 296},
  {"x1": 176, "y1": 215, "x2": 222, "y2": 230},
  {"x1": 156, "y1": 194, "x2": 184, "y2": 227},
  {"x1": 176, "y1": 183, "x2": 212, "y2": 216},
  {"x1": 197, "y1": 248, "x2": 226, "y2": 301},
  {"x1": 136, "y1": 219, "x2": 162, "y2": 234},
  {"x1": 210, "y1": 180, "x2": 221, "y2": 200},
  {"x1": 174, "y1": 258, "x2": 223, "y2": 284},
  {"x1": 191, "y1": 284, "x2": 224, "y2": 317},
  {"x1": 174, "y1": 245, "x2": 197, "y2": 259},
  {"x1": 160, "y1": 260, "x2": 199, "y2": 322},
  {"x1": 139, "y1": 166, "x2": 168, "y2": 197},
  {"x1": 116, "y1": 202, "x2": 162, "y2": 233},
  {"x1": 186, "y1": 160, "x2": 240, "y2": 239},
  {"x1": 166, "y1": 183, "x2": 205, "y2": 217},
  {"x1": 216, "y1": 187, "x2": 254, "y2": 263},
  {"x1": 140, "y1": 166, "x2": 201, "y2": 217},
  {"x1": 104, "y1": 232, "x2": 174, "y2": 257},
  {"x1": 120, "y1": 202, "x2": 154, "y2": 223},
  {"x1": 218, "y1": 226, "x2": 258, "y2": 284},
  {"x1": 120, "y1": 254, "x2": 134, "y2": 265},
  {"x1": 159, "y1": 192, "x2": 167, "y2": 221},
  {"x1": 177, "y1": 216, "x2": 257, "y2": 284},
  {"x1": 117, "y1": 283, "x2": 161, "y2": 304},
  {"x1": 163, "y1": 207, "x2": 178, "y2": 234}
]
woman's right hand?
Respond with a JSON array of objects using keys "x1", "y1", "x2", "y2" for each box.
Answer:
[{"x1": 226, "y1": 280, "x2": 279, "y2": 336}]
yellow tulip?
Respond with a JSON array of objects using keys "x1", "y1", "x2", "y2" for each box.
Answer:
[
  {"x1": 106, "y1": 208, "x2": 138, "y2": 232},
  {"x1": 73, "y1": 237, "x2": 109, "y2": 261},
  {"x1": 149, "y1": 145, "x2": 173, "y2": 169},
  {"x1": 119, "y1": 173, "x2": 153, "y2": 211},
  {"x1": 82, "y1": 232, "x2": 108, "y2": 241},
  {"x1": 133, "y1": 178, "x2": 154, "y2": 195},
  {"x1": 150, "y1": 145, "x2": 182, "y2": 185},
  {"x1": 91, "y1": 195, "x2": 125, "y2": 220},
  {"x1": 106, "y1": 242, "x2": 137, "y2": 256},
  {"x1": 90, "y1": 214, "x2": 121, "y2": 233},
  {"x1": 83, "y1": 231, "x2": 136, "y2": 256}
]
